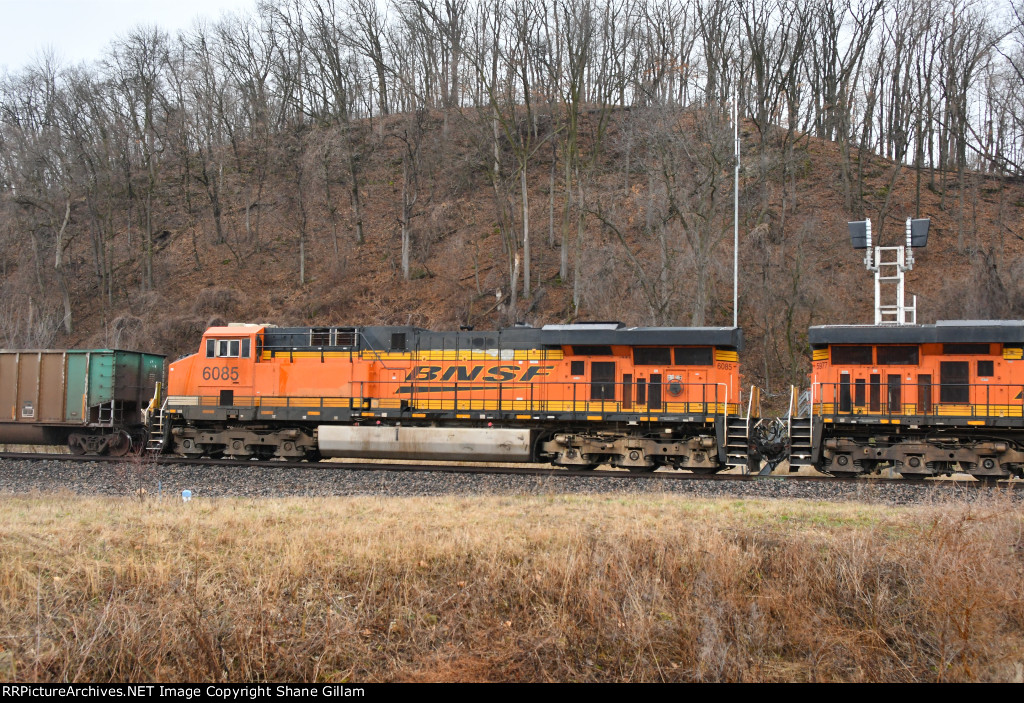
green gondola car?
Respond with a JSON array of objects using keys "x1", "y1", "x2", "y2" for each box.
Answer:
[{"x1": 0, "y1": 349, "x2": 165, "y2": 455}]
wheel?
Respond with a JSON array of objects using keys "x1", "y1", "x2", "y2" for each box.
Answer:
[
  {"x1": 176, "y1": 437, "x2": 205, "y2": 458},
  {"x1": 225, "y1": 439, "x2": 253, "y2": 459},
  {"x1": 67, "y1": 434, "x2": 85, "y2": 455},
  {"x1": 856, "y1": 460, "x2": 880, "y2": 475},
  {"x1": 126, "y1": 430, "x2": 147, "y2": 455},
  {"x1": 253, "y1": 446, "x2": 277, "y2": 461},
  {"x1": 107, "y1": 432, "x2": 131, "y2": 457}
]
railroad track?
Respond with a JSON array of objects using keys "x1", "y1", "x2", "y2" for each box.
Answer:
[{"x1": 1, "y1": 451, "x2": 1021, "y2": 490}]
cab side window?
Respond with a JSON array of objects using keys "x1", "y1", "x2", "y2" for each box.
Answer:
[
  {"x1": 209, "y1": 339, "x2": 251, "y2": 358},
  {"x1": 217, "y1": 340, "x2": 240, "y2": 358}
]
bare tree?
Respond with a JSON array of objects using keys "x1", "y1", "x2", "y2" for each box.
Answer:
[
  {"x1": 593, "y1": 106, "x2": 733, "y2": 326},
  {"x1": 216, "y1": 7, "x2": 281, "y2": 250},
  {"x1": 343, "y1": 0, "x2": 393, "y2": 117},
  {"x1": 106, "y1": 26, "x2": 172, "y2": 292},
  {"x1": 306, "y1": 0, "x2": 371, "y2": 245},
  {"x1": 1, "y1": 55, "x2": 80, "y2": 334}
]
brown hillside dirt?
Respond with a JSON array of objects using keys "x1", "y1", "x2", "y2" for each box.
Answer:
[{"x1": 56, "y1": 109, "x2": 1024, "y2": 408}]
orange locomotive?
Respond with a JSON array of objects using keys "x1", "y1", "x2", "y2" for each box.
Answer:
[
  {"x1": 794, "y1": 321, "x2": 1024, "y2": 479},
  {"x1": 164, "y1": 322, "x2": 746, "y2": 471}
]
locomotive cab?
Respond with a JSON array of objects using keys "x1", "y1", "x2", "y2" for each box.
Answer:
[{"x1": 168, "y1": 324, "x2": 262, "y2": 413}]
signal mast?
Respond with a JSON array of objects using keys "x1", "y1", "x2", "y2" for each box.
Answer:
[{"x1": 848, "y1": 217, "x2": 931, "y2": 325}]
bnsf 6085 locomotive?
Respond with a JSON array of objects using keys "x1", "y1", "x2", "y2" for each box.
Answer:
[{"x1": 163, "y1": 322, "x2": 746, "y2": 472}]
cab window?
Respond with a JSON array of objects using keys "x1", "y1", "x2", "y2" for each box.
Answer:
[
  {"x1": 217, "y1": 340, "x2": 240, "y2": 358},
  {"x1": 208, "y1": 339, "x2": 250, "y2": 358}
]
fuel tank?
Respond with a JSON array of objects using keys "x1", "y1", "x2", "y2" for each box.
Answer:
[{"x1": 317, "y1": 425, "x2": 533, "y2": 462}]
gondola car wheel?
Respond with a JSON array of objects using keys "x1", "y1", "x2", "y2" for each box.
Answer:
[
  {"x1": 68, "y1": 434, "x2": 85, "y2": 455},
  {"x1": 107, "y1": 432, "x2": 131, "y2": 457}
]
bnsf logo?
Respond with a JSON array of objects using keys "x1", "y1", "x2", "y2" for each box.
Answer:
[{"x1": 405, "y1": 365, "x2": 554, "y2": 382}]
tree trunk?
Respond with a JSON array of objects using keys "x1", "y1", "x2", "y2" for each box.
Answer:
[
  {"x1": 521, "y1": 167, "x2": 530, "y2": 296},
  {"x1": 560, "y1": 150, "x2": 571, "y2": 282},
  {"x1": 509, "y1": 253, "x2": 520, "y2": 323},
  {"x1": 402, "y1": 158, "x2": 412, "y2": 280},
  {"x1": 573, "y1": 172, "x2": 584, "y2": 312},
  {"x1": 548, "y1": 144, "x2": 556, "y2": 248}
]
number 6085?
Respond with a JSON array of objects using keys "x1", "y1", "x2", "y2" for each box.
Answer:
[{"x1": 202, "y1": 366, "x2": 239, "y2": 381}]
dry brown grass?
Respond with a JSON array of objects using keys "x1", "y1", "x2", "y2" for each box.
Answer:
[{"x1": 0, "y1": 492, "x2": 1022, "y2": 682}]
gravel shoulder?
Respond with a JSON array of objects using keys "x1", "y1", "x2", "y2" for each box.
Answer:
[{"x1": 0, "y1": 458, "x2": 1016, "y2": 505}]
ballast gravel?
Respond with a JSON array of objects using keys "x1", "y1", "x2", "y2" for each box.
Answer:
[{"x1": 0, "y1": 458, "x2": 1016, "y2": 505}]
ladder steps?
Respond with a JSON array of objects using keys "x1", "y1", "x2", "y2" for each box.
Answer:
[{"x1": 146, "y1": 408, "x2": 166, "y2": 451}]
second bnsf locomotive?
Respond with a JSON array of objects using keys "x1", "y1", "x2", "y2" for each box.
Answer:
[
  {"x1": 162, "y1": 322, "x2": 746, "y2": 472},
  {"x1": 797, "y1": 321, "x2": 1024, "y2": 480}
]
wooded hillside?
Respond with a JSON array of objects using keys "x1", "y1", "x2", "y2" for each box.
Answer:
[{"x1": 2, "y1": 0, "x2": 1023, "y2": 402}]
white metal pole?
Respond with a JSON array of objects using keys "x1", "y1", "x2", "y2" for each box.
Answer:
[{"x1": 733, "y1": 82, "x2": 739, "y2": 329}]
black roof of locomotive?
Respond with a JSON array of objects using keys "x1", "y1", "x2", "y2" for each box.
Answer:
[
  {"x1": 539, "y1": 325, "x2": 742, "y2": 349},
  {"x1": 263, "y1": 324, "x2": 743, "y2": 351},
  {"x1": 809, "y1": 321, "x2": 1024, "y2": 347}
]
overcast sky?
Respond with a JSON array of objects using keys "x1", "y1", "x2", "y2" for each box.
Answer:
[{"x1": 0, "y1": 0, "x2": 258, "y2": 74}]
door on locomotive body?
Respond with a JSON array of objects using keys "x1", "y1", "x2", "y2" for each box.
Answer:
[
  {"x1": 873, "y1": 346, "x2": 919, "y2": 415},
  {"x1": 589, "y1": 360, "x2": 617, "y2": 411},
  {"x1": 560, "y1": 346, "x2": 619, "y2": 413},
  {"x1": 671, "y1": 346, "x2": 717, "y2": 412},
  {"x1": 632, "y1": 347, "x2": 674, "y2": 412},
  {"x1": 936, "y1": 343, "x2": 1001, "y2": 416},
  {"x1": 971, "y1": 350, "x2": 1002, "y2": 414},
  {"x1": 560, "y1": 355, "x2": 586, "y2": 413},
  {"x1": 197, "y1": 330, "x2": 257, "y2": 408}
]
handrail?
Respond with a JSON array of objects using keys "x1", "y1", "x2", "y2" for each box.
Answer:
[
  {"x1": 810, "y1": 382, "x2": 820, "y2": 452},
  {"x1": 810, "y1": 380, "x2": 1024, "y2": 419},
  {"x1": 745, "y1": 386, "x2": 761, "y2": 474},
  {"x1": 717, "y1": 382, "x2": 729, "y2": 426},
  {"x1": 785, "y1": 385, "x2": 797, "y2": 445},
  {"x1": 169, "y1": 379, "x2": 741, "y2": 417},
  {"x1": 352, "y1": 330, "x2": 407, "y2": 371}
]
